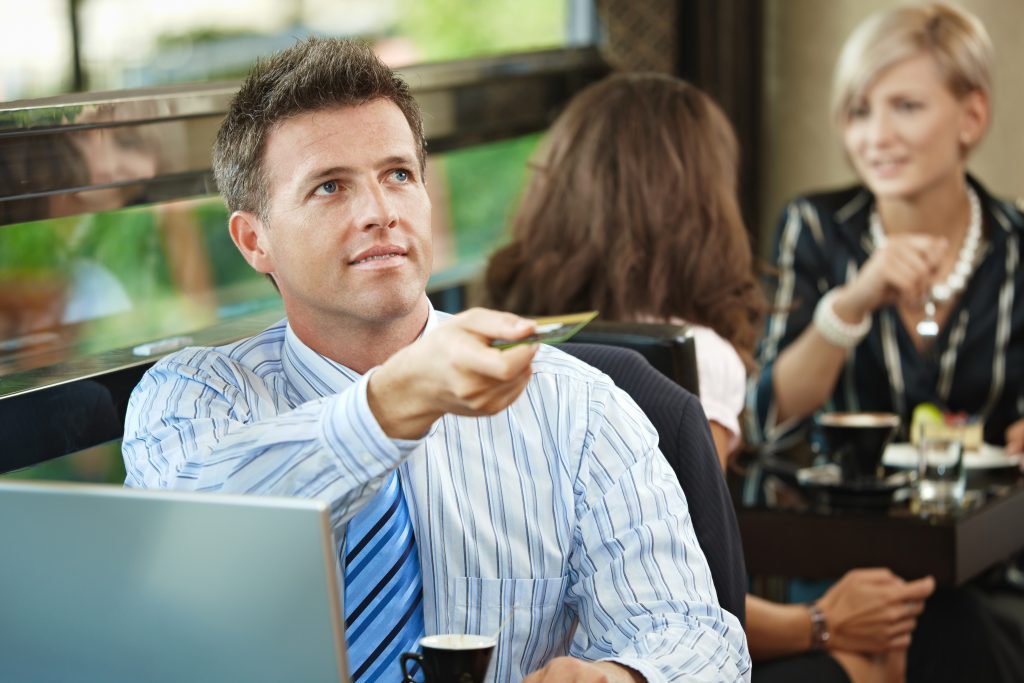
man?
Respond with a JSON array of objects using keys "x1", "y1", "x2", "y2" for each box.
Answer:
[{"x1": 122, "y1": 38, "x2": 750, "y2": 682}]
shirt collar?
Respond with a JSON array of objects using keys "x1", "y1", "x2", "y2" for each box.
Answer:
[{"x1": 281, "y1": 299, "x2": 440, "y2": 403}]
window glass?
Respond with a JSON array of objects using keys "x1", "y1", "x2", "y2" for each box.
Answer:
[
  {"x1": 0, "y1": 0, "x2": 72, "y2": 100},
  {"x1": 1, "y1": 0, "x2": 573, "y2": 100},
  {"x1": 0, "y1": 133, "x2": 539, "y2": 375}
]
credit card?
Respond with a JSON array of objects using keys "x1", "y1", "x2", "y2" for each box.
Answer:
[{"x1": 491, "y1": 311, "x2": 598, "y2": 349}]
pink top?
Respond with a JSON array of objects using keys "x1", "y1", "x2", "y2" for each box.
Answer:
[
  {"x1": 660, "y1": 319, "x2": 746, "y2": 453},
  {"x1": 634, "y1": 316, "x2": 747, "y2": 451}
]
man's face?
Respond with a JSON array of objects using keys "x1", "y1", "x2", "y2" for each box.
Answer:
[{"x1": 248, "y1": 99, "x2": 432, "y2": 335}]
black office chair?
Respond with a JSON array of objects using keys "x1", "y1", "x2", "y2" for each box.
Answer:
[
  {"x1": 560, "y1": 342, "x2": 746, "y2": 625},
  {"x1": 572, "y1": 320, "x2": 700, "y2": 396},
  {"x1": 0, "y1": 380, "x2": 122, "y2": 474}
]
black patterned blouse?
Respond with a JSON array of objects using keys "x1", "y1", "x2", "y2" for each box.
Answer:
[{"x1": 748, "y1": 176, "x2": 1024, "y2": 448}]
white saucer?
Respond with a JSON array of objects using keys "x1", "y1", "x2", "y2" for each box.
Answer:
[{"x1": 882, "y1": 442, "x2": 1021, "y2": 470}]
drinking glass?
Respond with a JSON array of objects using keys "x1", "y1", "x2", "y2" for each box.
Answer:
[{"x1": 916, "y1": 421, "x2": 966, "y2": 513}]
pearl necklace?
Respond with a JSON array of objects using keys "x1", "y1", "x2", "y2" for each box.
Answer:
[{"x1": 869, "y1": 185, "x2": 981, "y2": 302}]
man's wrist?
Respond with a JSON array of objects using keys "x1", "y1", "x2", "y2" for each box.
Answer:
[
  {"x1": 593, "y1": 660, "x2": 646, "y2": 683},
  {"x1": 366, "y1": 364, "x2": 437, "y2": 440}
]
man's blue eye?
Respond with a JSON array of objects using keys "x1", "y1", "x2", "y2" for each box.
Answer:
[
  {"x1": 393, "y1": 169, "x2": 410, "y2": 182},
  {"x1": 316, "y1": 180, "x2": 338, "y2": 195}
]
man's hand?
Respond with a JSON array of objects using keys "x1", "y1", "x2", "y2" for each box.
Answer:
[
  {"x1": 523, "y1": 658, "x2": 644, "y2": 683},
  {"x1": 368, "y1": 308, "x2": 539, "y2": 439},
  {"x1": 816, "y1": 568, "x2": 935, "y2": 653}
]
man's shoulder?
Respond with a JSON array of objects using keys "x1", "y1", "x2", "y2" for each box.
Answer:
[
  {"x1": 529, "y1": 344, "x2": 651, "y2": 414},
  {"x1": 147, "y1": 319, "x2": 288, "y2": 377},
  {"x1": 530, "y1": 344, "x2": 613, "y2": 386}
]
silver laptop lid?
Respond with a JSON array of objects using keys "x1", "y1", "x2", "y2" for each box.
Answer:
[{"x1": 0, "y1": 480, "x2": 348, "y2": 683}]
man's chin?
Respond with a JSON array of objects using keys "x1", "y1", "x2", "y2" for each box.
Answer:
[{"x1": 347, "y1": 291, "x2": 429, "y2": 327}]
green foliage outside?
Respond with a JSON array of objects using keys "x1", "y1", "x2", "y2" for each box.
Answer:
[
  {"x1": 395, "y1": 0, "x2": 562, "y2": 265},
  {"x1": 0, "y1": 209, "x2": 165, "y2": 290},
  {"x1": 440, "y1": 134, "x2": 541, "y2": 262},
  {"x1": 395, "y1": 0, "x2": 567, "y2": 63},
  {"x1": 0, "y1": 216, "x2": 75, "y2": 271}
]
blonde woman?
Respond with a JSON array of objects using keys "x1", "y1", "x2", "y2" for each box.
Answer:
[
  {"x1": 752, "y1": 3, "x2": 1024, "y2": 682},
  {"x1": 750, "y1": 2, "x2": 1023, "y2": 454}
]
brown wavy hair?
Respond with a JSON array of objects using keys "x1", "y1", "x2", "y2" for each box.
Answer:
[{"x1": 483, "y1": 72, "x2": 766, "y2": 368}]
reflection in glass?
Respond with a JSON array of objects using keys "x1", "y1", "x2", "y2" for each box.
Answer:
[
  {"x1": 0, "y1": 132, "x2": 540, "y2": 380},
  {"x1": 0, "y1": 382, "x2": 122, "y2": 477}
]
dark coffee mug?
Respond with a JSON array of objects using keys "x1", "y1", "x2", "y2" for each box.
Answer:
[
  {"x1": 818, "y1": 412, "x2": 900, "y2": 484},
  {"x1": 400, "y1": 634, "x2": 495, "y2": 683}
]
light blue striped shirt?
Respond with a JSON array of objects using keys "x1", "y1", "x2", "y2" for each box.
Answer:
[{"x1": 123, "y1": 308, "x2": 750, "y2": 682}]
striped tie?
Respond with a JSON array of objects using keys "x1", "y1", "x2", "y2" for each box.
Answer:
[{"x1": 343, "y1": 471, "x2": 425, "y2": 682}]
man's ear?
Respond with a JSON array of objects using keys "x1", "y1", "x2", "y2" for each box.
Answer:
[{"x1": 229, "y1": 210, "x2": 274, "y2": 275}]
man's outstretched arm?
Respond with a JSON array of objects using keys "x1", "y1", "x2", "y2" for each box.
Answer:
[{"x1": 124, "y1": 309, "x2": 539, "y2": 527}]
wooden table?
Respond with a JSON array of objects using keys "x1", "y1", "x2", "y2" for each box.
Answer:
[{"x1": 736, "y1": 471, "x2": 1024, "y2": 586}]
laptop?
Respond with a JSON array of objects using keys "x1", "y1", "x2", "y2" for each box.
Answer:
[{"x1": 0, "y1": 480, "x2": 349, "y2": 683}]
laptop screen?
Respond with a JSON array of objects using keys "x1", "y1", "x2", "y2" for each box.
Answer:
[{"x1": 0, "y1": 480, "x2": 348, "y2": 683}]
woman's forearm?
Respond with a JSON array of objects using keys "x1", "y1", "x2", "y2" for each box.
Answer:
[
  {"x1": 772, "y1": 326, "x2": 849, "y2": 422},
  {"x1": 772, "y1": 287, "x2": 870, "y2": 423},
  {"x1": 745, "y1": 594, "x2": 814, "y2": 660},
  {"x1": 709, "y1": 421, "x2": 732, "y2": 471}
]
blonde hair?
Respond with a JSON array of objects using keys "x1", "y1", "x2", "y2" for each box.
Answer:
[{"x1": 832, "y1": 2, "x2": 993, "y2": 125}]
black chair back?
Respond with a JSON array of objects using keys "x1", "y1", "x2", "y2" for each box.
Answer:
[
  {"x1": 560, "y1": 342, "x2": 746, "y2": 625},
  {"x1": 0, "y1": 381, "x2": 122, "y2": 475},
  {"x1": 572, "y1": 321, "x2": 700, "y2": 395}
]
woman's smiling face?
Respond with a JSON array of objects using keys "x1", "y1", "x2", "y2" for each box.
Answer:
[{"x1": 842, "y1": 52, "x2": 986, "y2": 203}]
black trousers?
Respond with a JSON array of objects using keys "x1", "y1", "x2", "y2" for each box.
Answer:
[
  {"x1": 752, "y1": 651, "x2": 851, "y2": 683},
  {"x1": 907, "y1": 584, "x2": 1024, "y2": 683},
  {"x1": 753, "y1": 583, "x2": 1024, "y2": 683}
]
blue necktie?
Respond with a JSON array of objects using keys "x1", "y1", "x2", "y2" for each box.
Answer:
[{"x1": 343, "y1": 471, "x2": 425, "y2": 682}]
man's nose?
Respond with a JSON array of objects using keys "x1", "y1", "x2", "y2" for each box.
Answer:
[{"x1": 357, "y1": 182, "x2": 399, "y2": 230}]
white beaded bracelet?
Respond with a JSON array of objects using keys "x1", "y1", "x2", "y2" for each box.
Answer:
[{"x1": 813, "y1": 289, "x2": 872, "y2": 349}]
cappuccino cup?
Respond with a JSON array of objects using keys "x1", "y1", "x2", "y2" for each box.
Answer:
[
  {"x1": 400, "y1": 633, "x2": 495, "y2": 683},
  {"x1": 818, "y1": 412, "x2": 900, "y2": 484}
]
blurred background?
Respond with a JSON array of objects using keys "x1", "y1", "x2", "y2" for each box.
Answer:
[{"x1": 3, "y1": 0, "x2": 1021, "y2": 253}]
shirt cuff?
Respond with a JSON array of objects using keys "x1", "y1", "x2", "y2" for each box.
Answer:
[
  {"x1": 600, "y1": 657, "x2": 660, "y2": 683},
  {"x1": 324, "y1": 369, "x2": 424, "y2": 476}
]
